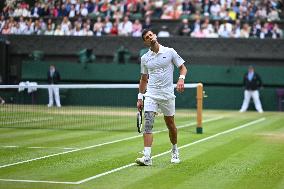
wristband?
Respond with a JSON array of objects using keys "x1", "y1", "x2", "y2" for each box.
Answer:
[
  {"x1": 138, "y1": 93, "x2": 143, "y2": 100},
  {"x1": 179, "y1": 75, "x2": 185, "y2": 80}
]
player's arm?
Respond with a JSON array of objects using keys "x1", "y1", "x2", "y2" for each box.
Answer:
[
  {"x1": 177, "y1": 64, "x2": 187, "y2": 93},
  {"x1": 137, "y1": 74, "x2": 148, "y2": 111}
]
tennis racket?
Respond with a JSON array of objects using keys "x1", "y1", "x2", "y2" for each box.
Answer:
[{"x1": 137, "y1": 110, "x2": 143, "y2": 133}]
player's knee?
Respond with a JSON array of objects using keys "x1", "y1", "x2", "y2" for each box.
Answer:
[{"x1": 144, "y1": 111, "x2": 155, "y2": 134}]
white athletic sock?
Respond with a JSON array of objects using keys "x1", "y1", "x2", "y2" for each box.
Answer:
[
  {"x1": 144, "y1": 147, "x2": 151, "y2": 157},
  {"x1": 172, "y1": 144, "x2": 178, "y2": 153}
]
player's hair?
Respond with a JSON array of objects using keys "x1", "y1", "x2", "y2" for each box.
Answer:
[{"x1": 141, "y1": 29, "x2": 151, "y2": 41}]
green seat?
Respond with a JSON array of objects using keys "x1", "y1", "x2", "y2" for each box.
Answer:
[
  {"x1": 130, "y1": 13, "x2": 142, "y2": 20},
  {"x1": 77, "y1": 49, "x2": 96, "y2": 68},
  {"x1": 113, "y1": 46, "x2": 131, "y2": 64},
  {"x1": 30, "y1": 50, "x2": 44, "y2": 62}
]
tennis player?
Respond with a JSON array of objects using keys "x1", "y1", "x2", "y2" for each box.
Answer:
[{"x1": 136, "y1": 29, "x2": 187, "y2": 166}]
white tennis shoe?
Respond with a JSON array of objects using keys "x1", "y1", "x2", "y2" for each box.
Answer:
[
  {"x1": 135, "y1": 156, "x2": 152, "y2": 166},
  {"x1": 171, "y1": 150, "x2": 180, "y2": 164}
]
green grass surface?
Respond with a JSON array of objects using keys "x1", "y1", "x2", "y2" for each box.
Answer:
[{"x1": 0, "y1": 106, "x2": 283, "y2": 189}]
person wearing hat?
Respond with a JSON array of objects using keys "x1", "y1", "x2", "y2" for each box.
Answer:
[{"x1": 240, "y1": 65, "x2": 263, "y2": 113}]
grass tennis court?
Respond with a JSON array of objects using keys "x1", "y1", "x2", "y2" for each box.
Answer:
[{"x1": 0, "y1": 106, "x2": 283, "y2": 189}]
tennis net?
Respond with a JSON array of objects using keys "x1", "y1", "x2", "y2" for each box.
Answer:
[{"x1": 0, "y1": 83, "x2": 203, "y2": 132}]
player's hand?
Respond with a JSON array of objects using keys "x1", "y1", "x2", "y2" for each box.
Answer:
[
  {"x1": 137, "y1": 99, "x2": 143, "y2": 111},
  {"x1": 176, "y1": 79, "x2": 185, "y2": 93}
]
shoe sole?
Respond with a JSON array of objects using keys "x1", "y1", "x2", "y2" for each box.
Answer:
[
  {"x1": 135, "y1": 159, "x2": 152, "y2": 166},
  {"x1": 171, "y1": 159, "x2": 181, "y2": 164}
]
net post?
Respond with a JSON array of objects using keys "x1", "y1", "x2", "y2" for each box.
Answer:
[{"x1": 196, "y1": 83, "x2": 203, "y2": 134}]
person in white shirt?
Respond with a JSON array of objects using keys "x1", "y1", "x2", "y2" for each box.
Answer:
[
  {"x1": 118, "y1": 16, "x2": 133, "y2": 36},
  {"x1": 136, "y1": 29, "x2": 187, "y2": 166}
]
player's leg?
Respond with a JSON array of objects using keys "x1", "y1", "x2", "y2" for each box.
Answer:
[
  {"x1": 160, "y1": 99, "x2": 180, "y2": 163},
  {"x1": 164, "y1": 116, "x2": 177, "y2": 145},
  {"x1": 252, "y1": 90, "x2": 263, "y2": 113},
  {"x1": 240, "y1": 90, "x2": 252, "y2": 112},
  {"x1": 0, "y1": 96, "x2": 5, "y2": 104},
  {"x1": 48, "y1": 86, "x2": 53, "y2": 107},
  {"x1": 135, "y1": 97, "x2": 157, "y2": 166},
  {"x1": 54, "y1": 87, "x2": 61, "y2": 107}
]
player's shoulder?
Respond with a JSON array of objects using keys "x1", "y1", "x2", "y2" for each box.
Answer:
[
  {"x1": 161, "y1": 46, "x2": 176, "y2": 55},
  {"x1": 141, "y1": 49, "x2": 151, "y2": 61}
]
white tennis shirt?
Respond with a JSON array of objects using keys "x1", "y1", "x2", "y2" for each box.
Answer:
[{"x1": 141, "y1": 45, "x2": 185, "y2": 100}]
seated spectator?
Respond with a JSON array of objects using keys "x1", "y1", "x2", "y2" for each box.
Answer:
[
  {"x1": 177, "y1": 18, "x2": 192, "y2": 36},
  {"x1": 161, "y1": 3, "x2": 182, "y2": 20},
  {"x1": 69, "y1": 4, "x2": 77, "y2": 18},
  {"x1": 58, "y1": 4, "x2": 68, "y2": 17},
  {"x1": 0, "y1": 15, "x2": 6, "y2": 31},
  {"x1": 10, "y1": 22, "x2": 21, "y2": 35},
  {"x1": 153, "y1": 0, "x2": 164, "y2": 18},
  {"x1": 118, "y1": 16, "x2": 133, "y2": 36},
  {"x1": 210, "y1": 0, "x2": 221, "y2": 19},
  {"x1": 61, "y1": 16, "x2": 72, "y2": 35},
  {"x1": 73, "y1": 23, "x2": 83, "y2": 36},
  {"x1": 202, "y1": 17, "x2": 215, "y2": 37},
  {"x1": 182, "y1": 0, "x2": 195, "y2": 15},
  {"x1": 160, "y1": 5, "x2": 173, "y2": 19},
  {"x1": 132, "y1": 19, "x2": 142, "y2": 37},
  {"x1": 272, "y1": 23, "x2": 283, "y2": 39},
  {"x1": 18, "y1": 16, "x2": 27, "y2": 33},
  {"x1": 100, "y1": 0, "x2": 111, "y2": 17},
  {"x1": 103, "y1": 16, "x2": 113, "y2": 35},
  {"x1": 24, "y1": 19, "x2": 34, "y2": 35},
  {"x1": 93, "y1": 16, "x2": 104, "y2": 36},
  {"x1": 39, "y1": 4, "x2": 50, "y2": 17},
  {"x1": 142, "y1": 16, "x2": 152, "y2": 30},
  {"x1": 82, "y1": 22, "x2": 94, "y2": 36},
  {"x1": 47, "y1": 18, "x2": 55, "y2": 31},
  {"x1": 267, "y1": 7, "x2": 280, "y2": 21},
  {"x1": 45, "y1": 24, "x2": 54, "y2": 35},
  {"x1": 34, "y1": 19, "x2": 42, "y2": 35},
  {"x1": 240, "y1": 23, "x2": 251, "y2": 38},
  {"x1": 54, "y1": 25, "x2": 64, "y2": 36},
  {"x1": 218, "y1": 20, "x2": 233, "y2": 38},
  {"x1": 1, "y1": 23, "x2": 11, "y2": 35},
  {"x1": 230, "y1": 25, "x2": 241, "y2": 38},
  {"x1": 260, "y1": 22, "x2": 274, "y2": 39},
  {"x1": 191, "y1": 25, "x2": 207, "y2": 38},
  {"x1": 250, "y1": 19, "x2": 261, "y2": 38},
  {"x1": 79, "y1": 2, "x2": 88, "y2": 17},
  {"x1": 110, "y1": 18, "x2": 119, "y2": 36},
  {"x1": 51, "y1": 4, "x2": 60, "y2": 17},
  {"x1": 157, "y1": 25, "x2": 170, "y2": 37},
  {"x1": 31, "y1": 2, "x2": 40, "y2": 17}
]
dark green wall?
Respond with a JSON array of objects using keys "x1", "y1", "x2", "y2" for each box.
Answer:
[{"x1": 20, "y1": 61, "x2": 284, "y2": 111}]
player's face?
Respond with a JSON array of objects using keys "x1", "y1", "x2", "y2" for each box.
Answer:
[{"x1": 143, "y1": 31, "x2": 157, "y2": 46}]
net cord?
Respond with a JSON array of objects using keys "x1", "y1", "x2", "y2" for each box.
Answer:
[{"x1": 0, "y1": 83, "x2": 200, "y2": 89}]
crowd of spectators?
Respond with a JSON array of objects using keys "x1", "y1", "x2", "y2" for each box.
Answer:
[{"x1": 0, "y1": 0, "x2": 283, "y2": 38}]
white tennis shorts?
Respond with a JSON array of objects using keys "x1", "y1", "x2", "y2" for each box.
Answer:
[{"x1": 144, "y1": 96, "x2": 175, "y2": 116}]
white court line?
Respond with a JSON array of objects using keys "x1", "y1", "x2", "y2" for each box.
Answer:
[
  {"x1": 0, "y1": 116, "x2": 224, "y2": 185},
  {"x1": 75, "y1": 117, "x2": 266, "y2": 184},
  {"x1": 0, "y1": 117, "x2": 265, "y2": 185},
  {"x1": 0, "y1": 116, "x2": 223, "y2": 169},
  {"x1": 0, "y1": 178, "x2": 77, "y2": 185}
]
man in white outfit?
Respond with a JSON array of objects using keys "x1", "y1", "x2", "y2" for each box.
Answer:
[
  {"x1": 136, "y1": 29, "x2": 187, "y2": 166},
  {"x1": 240, "y1": 65, "x2": 263, "y2": 113},
  {"x1": 47, "y1": 65, "x2": 61, "y2": 107}
]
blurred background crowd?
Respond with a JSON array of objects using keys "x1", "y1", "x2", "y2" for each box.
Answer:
[{"x1": 0, "y1": 0, "x2": 283, "y2": 38}]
